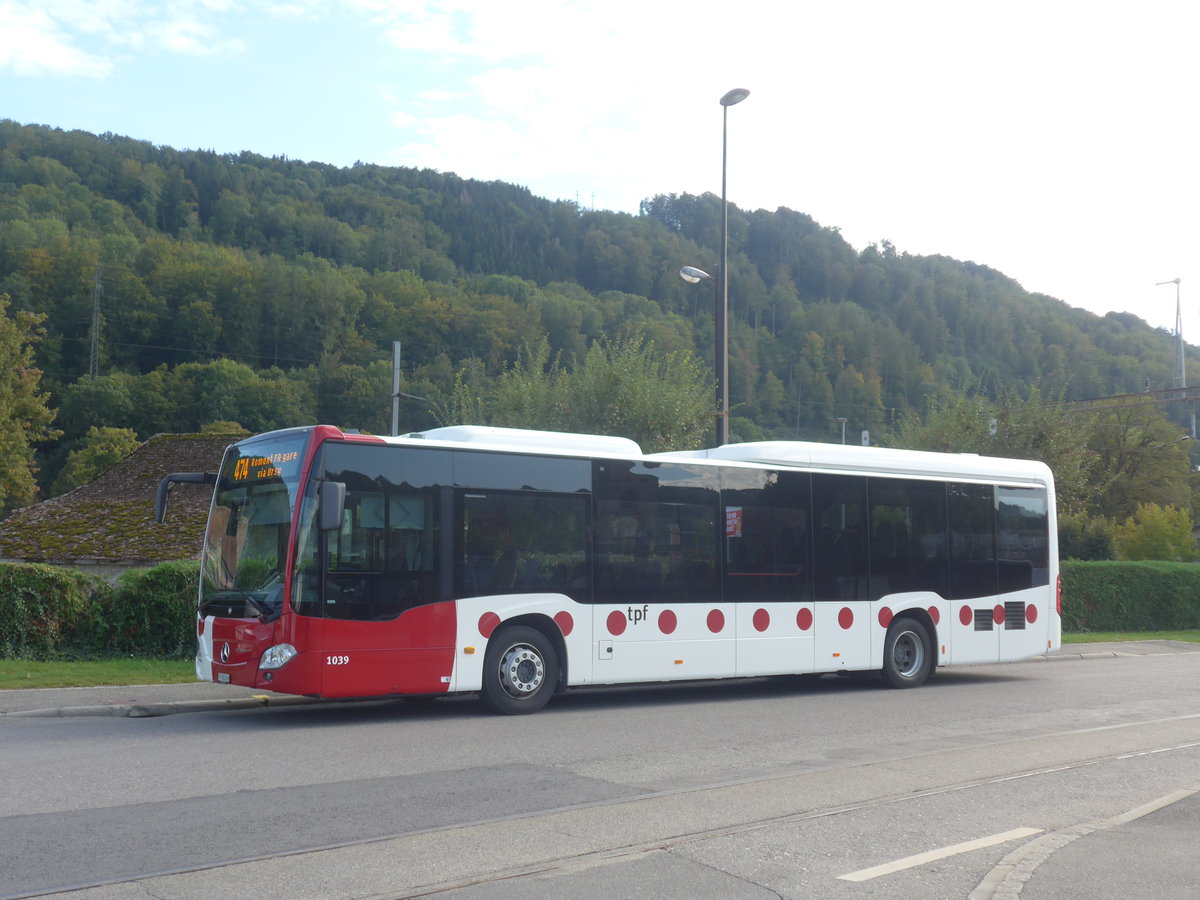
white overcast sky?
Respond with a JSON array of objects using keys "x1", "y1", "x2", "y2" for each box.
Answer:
[{"x1": 3, "y1": 0, "x2": 1198, "y2": 344}]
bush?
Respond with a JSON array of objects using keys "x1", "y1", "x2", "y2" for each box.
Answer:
[
  {"x1": 88, "y1": 561, "x2": 200, "y2": 659},
  {"x1": 1113, "y1": 503, "x2": 1200, "y2": 561},
  {"x1": 0, "y1": 560, "x2": 198, "y2": 660},
  {"x1": 1058, "y1": 512, "x2": 1115, "y2": 561},
  {"x1": 0, "y1": 563, "x2": 98, "y2": 658},
  {"x1": 1061, "y1": 560, "x2": 1200, "y2": 631}
]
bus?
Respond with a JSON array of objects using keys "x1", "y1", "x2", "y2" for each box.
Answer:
[{"x1": 156, "y1": 424, "x2": 1059, "y2": 714}]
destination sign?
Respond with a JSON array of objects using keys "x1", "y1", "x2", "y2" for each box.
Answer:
[{"x1": 231, "y1": 450, "x2": 300, "y2": 483}]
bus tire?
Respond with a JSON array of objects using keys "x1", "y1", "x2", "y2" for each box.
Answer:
[
  {"x1": 481, "y1": 625, "x2": 559, "y2": 715},
  {"x1": 881, "y1": 617, "x2": 933, "y2": 688}
]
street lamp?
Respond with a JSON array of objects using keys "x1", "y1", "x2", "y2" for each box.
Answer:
[
  {"x1": 679, "y1": 88, "x2": 749, "y2": 448},
  {"x1": 1156, "y1": 277, "x2": 1184, "y2": 389}
]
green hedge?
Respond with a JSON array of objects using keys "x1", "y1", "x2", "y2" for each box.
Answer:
[
  {"x1": 89, "y1": 561, "x2": 200, "y2": 658},
  {"x1": 1061, "y1": 560, "x2": 1200, "y2": 632},
  {"x1": 0, "y1": 561, "x2": 199, "y2": 660},
  {"x1": 0, "y1": 563, "x2": 97, "y2": 658}
]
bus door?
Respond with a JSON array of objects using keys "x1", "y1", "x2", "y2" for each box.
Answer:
[
  {"x1": 811, "y1": 475, "x2": 873, "y2": 671},
  {"x1": 722, "y1": 469, "x2": 815, "y2": 677},
  {"x1": 592, "y1": 461, "x2": 730, "y2": 683},
  {"x1": 947, "y1": 484, "x2": 1000, "y2": 665},
  {"x1": 995, "y1": 486, "x2": 1052, "y2": 662}
]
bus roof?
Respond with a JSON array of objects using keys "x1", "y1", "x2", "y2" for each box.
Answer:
[
  {"x1": 403, "y1": 425, "x2": 643, "y2": 457},
  {"x1": 651, "y1": 441, "x2": 1053, "y2": 484},
  {"x1": 273, "y1": 425, "x2": 1050, "y2": 487}
]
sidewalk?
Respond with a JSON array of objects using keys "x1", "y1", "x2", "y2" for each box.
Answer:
[
  {"x1": 2, "y1": 641, "x2": 1197, "y2": 718},
  {"x1": 0, "y1": 680, "x2": 314, "y2": 717}
]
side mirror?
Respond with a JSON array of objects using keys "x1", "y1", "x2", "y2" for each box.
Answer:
[
  {"x1": 155, "y1": 472, "x2": 217, "y2": 523},
  {"x1": 318, "y1": 481, "x2": 346, "y2": 531}
]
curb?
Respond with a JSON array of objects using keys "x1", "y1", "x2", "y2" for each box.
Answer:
[{"x1": 2, "y1": 694, "x2": 315, "y2": 719}]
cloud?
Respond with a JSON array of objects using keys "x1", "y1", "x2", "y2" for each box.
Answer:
[
  {"x1": 0, "y1": 0, "x2": 251, "y2": 78},
  {"x1": 0, "y1": 1, "x2": 113, "y2": 77}
]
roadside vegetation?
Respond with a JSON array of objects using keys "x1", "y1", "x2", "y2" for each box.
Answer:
[{"x1": 0, "y1": 658, "x2": 195, "y2": 690}]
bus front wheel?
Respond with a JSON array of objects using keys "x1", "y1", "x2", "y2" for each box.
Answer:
[
  {"x1": 481, "y1": 625, "x2": 559, "y2": 715},
  {"x1": 882, "y1": 618, "x2": 934, "y2": 688}
]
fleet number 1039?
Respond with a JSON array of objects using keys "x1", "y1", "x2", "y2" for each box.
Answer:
[{"x1": 326, "y1": 655, "x2": 350, "y2": 666}]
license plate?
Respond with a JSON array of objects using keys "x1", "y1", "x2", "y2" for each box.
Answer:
[{"x1": 217, "y1": 672, "x2": 230, "y2": 684}]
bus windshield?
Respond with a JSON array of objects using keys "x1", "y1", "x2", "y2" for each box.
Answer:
[{"x1": 200, "y1": 434, "x2": 308, "y2": 621}]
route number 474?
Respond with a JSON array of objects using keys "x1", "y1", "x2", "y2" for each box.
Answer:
[{"x1": 326, "y1": 655, "x2": 350, "y2": 666}]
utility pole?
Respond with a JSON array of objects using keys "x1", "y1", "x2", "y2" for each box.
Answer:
[
  {"x1": 391, "y1": 341, "x2": 402, "y2": 436},
  {"x1": 89, "y1": 265, "x2": 102, "y2": 378}
]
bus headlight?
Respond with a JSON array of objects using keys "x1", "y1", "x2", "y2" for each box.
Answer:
[{"x1": 260, "y1": 643, "x2": 298, "y2": 670}]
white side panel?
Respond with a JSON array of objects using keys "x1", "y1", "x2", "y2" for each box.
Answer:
[
  {"x1": 998, "y1": 587, "x2": 1053, "y2": 661},
  {"x1": 195, "y1": 615, "x2": 214, "y2": 682},
  {"x1": 734, "y1": 603, "x2": 816, "y2": 676},
  {"x1": 592, "y1": 603, "x2": 736, "y2": 684},
  {"x1": 949, "y1": 598, "x2": 1001, "y2": 664},
  {"x1": 812, "y1": 601, "x2": 873, "y2": 671}
]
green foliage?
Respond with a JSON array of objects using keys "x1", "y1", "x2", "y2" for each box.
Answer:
[
  {"x1": 1087, "y1": 406, "x2": 1193, "y2": 520},
  {"x1": 1113, "y1": 503, "x2": 1200, "y2": 562},
  {"x1": 52, "y1": 425, "x2": 140, "y2": 496},
  {"x1": 87, "y1": 561, "x2": 199, "y2": 659},
  {"x1": 1061, "y1": 560, "x2": 1200, "y2": 631},
  {"x1": 0, "y1": 563, "x2": 95, "y2": 658},
  {"x1": 0, "y1": 561, "x2": 198, "y2": 660},
  {"x1": 0, "y1": 294, "x2": 60, "y2": 516},
  {"x1": 1058, "y1": 512, "x2": 1115, "y2": 561},
  {"x1": 890, "y1": 386, "x2": 1095, "y2": 513},
  {"x1": 431, "y1": 336, "x2": 714, "y2": 451}
]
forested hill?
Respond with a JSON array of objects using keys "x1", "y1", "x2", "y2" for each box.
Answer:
[{"x1": 0, "y1": 120, "x2": 1188, "y2": 463}]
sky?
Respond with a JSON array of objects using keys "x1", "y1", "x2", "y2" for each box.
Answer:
[{"x1": 3, "y1": 0, "x2": 1199, "y2": 347}]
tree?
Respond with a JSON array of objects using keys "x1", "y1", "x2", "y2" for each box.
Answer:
[
  {"x1": 890, "y1": 386, "x2": 1096, "y2": 514},
  {"x1": 1113, "y1": 503, "x2": 1199, "y2": 561},
  {"x1": 1086, "y1": 405, "x2": 1193, "y2": 521},
  {"x1": 51, "y1": 426, "x2": 140, "y2": 496},
  {"x1": 0, "y1": 294, "x2": 59, "y2": 516},
  {"x1": 432, "y1": 336, "x2": 714, "y2": 452}
]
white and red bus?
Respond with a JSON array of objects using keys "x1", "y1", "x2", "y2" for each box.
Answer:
[{"x1": 157, "y1": 424, "x2": 1059, "y2": 714}]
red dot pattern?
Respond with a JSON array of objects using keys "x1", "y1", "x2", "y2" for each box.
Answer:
[
  {"x1": 587, "y1": 605, "x2": 969, "y2": 637},
  {"x1": 606, "y1": 610, "x2": 627, "y2": 636},
  {"x1": 707, "y1": 609, "x2": 726, "y2": 633},
  {"x1": 478, "y1": 612, "x2": 501, "y2": 638},
  {"x1": 1026, "y1": 604, "x2": 1038, "y2": 624},
  {"x1": 554, "y1": 611, "x2": 574, "y2": 636}
]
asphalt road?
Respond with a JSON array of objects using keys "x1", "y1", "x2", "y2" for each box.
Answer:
[{"x1": 2, "y1": 641, "x2": 1199, "y2": 899}]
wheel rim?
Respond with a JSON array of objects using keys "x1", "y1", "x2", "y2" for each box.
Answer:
[
  {"x1": 497, "y1": 642, "x2": 546, "y2": 700},
  {"x1": 892, "y1": 629, "x2": 925, "y2": 678}
]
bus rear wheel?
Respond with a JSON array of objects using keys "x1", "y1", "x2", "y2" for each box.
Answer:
[
  {"x1": 481, "y1": 625, "x2": 559, "y2": 715},
  {"x1": 882, "y1": 617, "x2": 934, "y2": 688}
]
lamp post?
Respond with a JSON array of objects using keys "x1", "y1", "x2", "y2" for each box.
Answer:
[
  {"x1": 1156, "y1": 277, "x2": 1184, "y2": 389},
  {"x1": 679, "y1": 88, "x2": 749, "y2": 448}
]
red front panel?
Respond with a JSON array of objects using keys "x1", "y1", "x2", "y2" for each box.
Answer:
[
  {"x1": 208, "y1": 617, "x2": 275, "y2": 688},
  {"x1": 313, "y1": 601, "x2": 459, "y2": 697}
]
